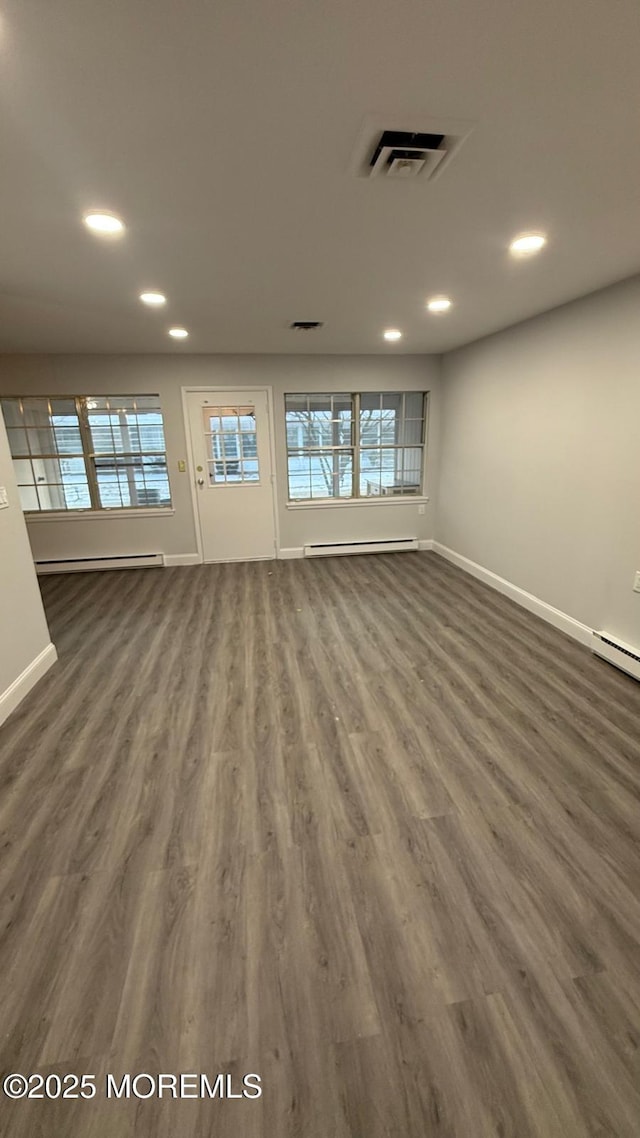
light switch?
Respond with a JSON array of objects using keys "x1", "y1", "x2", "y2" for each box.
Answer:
[
  {"x1": 0, "y1": 486, "x2": 8, "y2": 509},
  {"x1": 177, "y1": 460, "x2": 186, "y2": 473}
]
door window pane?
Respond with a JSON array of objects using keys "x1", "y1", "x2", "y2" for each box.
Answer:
[{"x1": 202, "y1": 405, "x2": 260, "y2": 484}]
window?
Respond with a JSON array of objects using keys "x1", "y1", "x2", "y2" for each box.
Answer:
[
  {"x1": 202, "y1": 405, "x2": 259, "y2": 484},
  {"x1": 285, "y1": 391, "x2": 427, "y2": 501},
  {"x1": 0, "y1": 395, "x2": 172, "y2": 512}
]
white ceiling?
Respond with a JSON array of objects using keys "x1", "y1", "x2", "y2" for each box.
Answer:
[{"x1": 1, "y1": 0, "x2": 639, "y2": 355}]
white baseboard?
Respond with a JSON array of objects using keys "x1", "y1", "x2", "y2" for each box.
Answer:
[
  {"x1": 0, "y1": 642, "x2": 58, "y2": 727},
  {"x1": 432, "y1": 543, "x2": 593, "y2": 648},
  {"x1": 418, "y1": 539, "x2": 434, "y2": 551},
  {"x1": 278, "y1": 547, "x2": 304, "y2": 559},
  {"x1": 163, "y1": 553, "x2": 201, "y2": 566}
]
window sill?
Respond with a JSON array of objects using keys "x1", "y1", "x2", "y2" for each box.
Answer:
[
  {"x1": 286, "y1": 496, "x2": 430, "y2": 511},
  {"x1": 24, "y1": 507, "x2": 175, "y2": 523}
]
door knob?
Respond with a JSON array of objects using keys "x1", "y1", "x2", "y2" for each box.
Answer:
[{"x1": 197, "y1": 477, "x2": 204, "y2": 486}]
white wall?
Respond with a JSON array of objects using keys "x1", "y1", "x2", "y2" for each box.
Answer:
[
  {"x1": 0, "y1": 354, "x2": 440, "y2": 561},
  {"x1": 437, "y1": 275, "x2": 640, "y2": 646},
  {"x1": 0, "y1": 410, "x2": 54, "y2": 723}
]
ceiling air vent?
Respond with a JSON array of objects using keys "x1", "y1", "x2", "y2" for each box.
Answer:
[
  {"x1": 369, "y1": 130, "x2": 446, "y2": 179},
  {"x1": 350, "y1": 114, "x2": 474, "y2": 183},
  {"x1": 290, "y1": 321, "x2": 324, "y2": 331}
]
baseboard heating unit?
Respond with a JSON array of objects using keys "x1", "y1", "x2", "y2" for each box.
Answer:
[
  {"x1": 36, "y1": 553, "x2": 164, "y2": 575},
  {"x1": 303, "y1": 538, "x2": 418, "y2": 558},
  {"x1": 592, "y1": 632, "x2": 640, "y2": 682}
]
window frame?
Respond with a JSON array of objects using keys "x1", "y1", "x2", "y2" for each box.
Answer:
[
  {"x1": 284, "y1": 390, "x2": 429, "y2": 505},
  {"x1": 1, "y1": 394, "x2": 173, "y2": 516}
]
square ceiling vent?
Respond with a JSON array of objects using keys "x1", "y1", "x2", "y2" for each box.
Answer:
[{"x1": 350, "y1": 114, "x2": 474, "y2": 182}]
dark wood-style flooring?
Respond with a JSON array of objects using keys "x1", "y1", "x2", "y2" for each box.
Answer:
[{"x1": 1, "y1": 552, "x2": 639, "y2": 1137}]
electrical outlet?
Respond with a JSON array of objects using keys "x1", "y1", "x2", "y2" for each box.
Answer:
[
  {"x1": 0, "y1": 486, "x2": 8, "y2": 509},
  {"x1": 418, "y1": 504, "x2": 426, "y2": 515},
  {"x1": 633, "y1": 571, "x2": 640, "y2": 594}
]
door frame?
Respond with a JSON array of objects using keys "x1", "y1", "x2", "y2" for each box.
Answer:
[{"x1": 181, "y1": 385, "x2": 280, "y2": 564}]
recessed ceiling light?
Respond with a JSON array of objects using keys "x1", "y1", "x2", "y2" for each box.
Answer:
[
  {"x1": 426, "y1": 295, "x2": 452, "y2": 313},
  {"x1": 83, "y1": 211, "x2": 125, "y2": 235},
  {"x1": 383, "y1": 328, "x2": 402, "y2": 342},
  {"x1": 168, "y1": 327, "x2": 189, "y2": 339},
  {"x1": 139, "y1": 291, "x2": 167, "y2": 307},
  {"x1": 509, "y1": 232, "x2": 547, "y2": 256}
]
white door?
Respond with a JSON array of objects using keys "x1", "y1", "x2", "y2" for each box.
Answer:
[{"x1": 186, "y1": 389, "x2": 276, "y2": 562}]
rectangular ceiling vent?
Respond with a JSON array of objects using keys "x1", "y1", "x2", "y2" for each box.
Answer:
[
  {"x1": 350, "y1": 114, "x2": 474, "y2": 184},
  {"x1": 369, "y1": 130, "x2": 446, "y2": 179}
]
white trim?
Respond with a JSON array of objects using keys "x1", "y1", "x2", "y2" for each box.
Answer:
[
  {"x1": 163, "y1": 553, "x2": 202, "y2": 566},
  {"x1": 286, "y1": 496, "x2": 430, "y2": 510},
  {"x1": 278, "y1": 547, "x2": 304, "y2": 559},
  {"x1": 432, "y1": 543, "x2": 593, "y2": 648},
  {"x1": 418, "y1": 539, "x2": 434, "y2": 551},
  {"x1": 0, "y1": 643, "x2": 58, "y2": 727},
  {"x1": 26, "y1": 508, "x2": 175, "y2": 523}
]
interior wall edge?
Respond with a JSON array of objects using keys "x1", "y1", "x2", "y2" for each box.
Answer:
[
  {"x1": 432, "y1": 542, "x2": 593, "y2": 648},
  {"x1": 0, "y1": 642, "x2": 57, "y2": 728}
]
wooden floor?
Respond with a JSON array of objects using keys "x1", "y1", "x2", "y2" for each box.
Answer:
[{"x1": 1, "y1": 552, "x2": 639, "y2": 1137}]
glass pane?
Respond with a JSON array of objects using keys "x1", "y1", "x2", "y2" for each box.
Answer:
[
  {"x1": 87, "y1": 416, "x2": 115, "y2": 452},
  {"x1": 7, "y1": 429, "x2": 29, "y2": 457},
  {"x1": 22, "y1": 398, "x2": 52, "y2": 427},
  {"x1": 308, "y1": 394, "x2": 333, "y2": 415},
  {"x1": 362, "y1": 470, "x2": 384, "y2": 496},
  {"x1": 287, "y1": 452, "x2": 312, "y2": 499},
  {"x1": 96, "y1": 478, "x2": 126, "y2": 508},
  {"x1": 240, "y1": 460, "x2": 259, "y2": 481},
  {"x1": 1, "y1": 399, "x2": 22, "y2": 428},
  {"x1": 132, "y1": 395, "x2": 161, "y2": 410},
  {"x1": 404, "y1": 392, "x2": 424, "y2": 418},
  {"x1": 360, "y1": 395, "x2": 398, "y2": 447},
  {"x1": 50, "y1": 399, "x2": 78, "y2": 417},
  {"x1": 240, "y1": 432, "x2": 257, "y2": 458},
  {"x1": 137, "y1": 415, "x2": 166, "y2": 451},
  {"x1": 36, "y1": 484, "x2": 67, "y2": 510},
  {"x1": 285, "y1": 394, "x2": 308, "y2": 414},
  {"x1": 382, "y1": 392, "x2": 403, "y2": 412},
  {"x1": 33, "y1": 456, "x2": 65, "y2": 483},
  {"x1": 62, "y1": 483, "x2": 91, "y2": 509},
  {"x1": 360, "y1": 447, "x2": 397, "y2": 496},
  {"x1": 102, "y1": 396, "x2": 137, "y2": 411},
  {"x1": 121, "y1": 420, "x2": 142, "y2": 451},
  {"x1": 287, "y1": 410, "x2": 351, "y2": 448},
  {"x1": 18, "y1": 485, "x2": 39, "y2": 510},
  {"x1": 53, "y1": 424, "x2": 83, "y2": 454},
  {"x1": 13, "y1": 459, "x2": 34, "y2": 484},
  {"x1": 27, "y1": 427, "x2": 58, "y2": 456},
  {"x1": 400, "y1": 447, "x2": 423, "y2": 490},
  {"x1": 333, "y1": 394, "x2": 353, "y2": 417},
  {"x1": 308, "y1": 450, "x2": 353, "y2": 498},
  {"x1": 361, "y1": 393, "x2": 383, "y2": 414},
  {"x1": 138, "y1": 465, "x2": 171, "y2": 504},
  {"x1": 60, "y1": 456, "x2": 87, "y2": 477}
]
